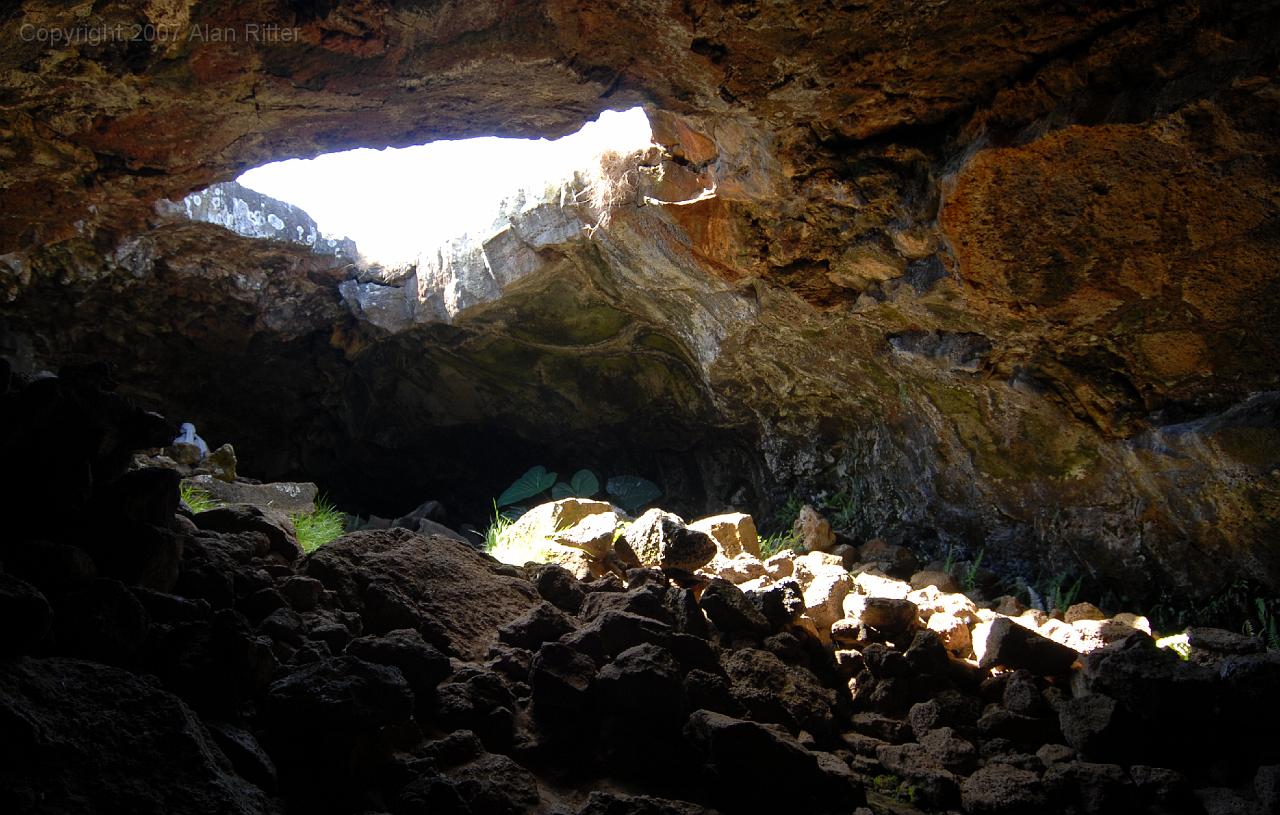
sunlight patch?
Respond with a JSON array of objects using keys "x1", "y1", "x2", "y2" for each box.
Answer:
[{"x1": 236, "y1": 108, "x2": 653, "y2": 266}]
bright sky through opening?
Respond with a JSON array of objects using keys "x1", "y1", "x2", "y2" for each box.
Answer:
[{"x1": 237, "y1": 108, "x2": 652, "y2": 265}]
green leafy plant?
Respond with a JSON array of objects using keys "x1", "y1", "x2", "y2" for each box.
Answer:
[
  {"x1": 551, "y1": 469, "x2": 600, "y2": 500},
  {"x1": 1156, "y1": 633, "x2": 1191, "y2": 661},
  {"x1": 871, "y1": 774, "x2": 919, "y2": 805},
  {"x1": 605, "y1": 475, "x2": 662, "y2": 515},
  {"x1": 179, "y1": 483, "x2": 219, "y2": 513},
  {"x1": 496, "y1": 466, "x2": 660, "y2": 515},
  {"x1": 963, "y1": 548, "x2": 985, "y2": 592},
  {"x1": 498, "y1": 466, "x2": 559, "y2": 507},
  {"x1": 822, "y1": 490, "x2": 858, "y2": 529},
  {"x1": 1246, "y1": 597, "x2": 1280, "y2": 651},
  {"x1": 758, "y1": 530, "x2": 800, "y2": 559},
  {"x1": 1048, "y1": 573, "x2": 1084, "y2": 614},
  {"x1": 942, "y1": 546, "x2": 957, "y2": 576},
  {"x1": 1144, "y1": 579, "x2": 1279, "y2": 643},
  {"x1": 775, "y1": 494, "x2": 804, "y2": 531},
  {"x1": 290, "y1": 497, "x2": 347, "y2": 554}
]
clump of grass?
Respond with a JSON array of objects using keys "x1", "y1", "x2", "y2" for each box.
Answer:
[
  {"x1": 480, "y1": 504, "x2": 516, "y2": 554},
  {"x1": 1156, "y1": 633, "x2": 1191, "y2": 661},
  {"x1": 481, "y1": 503, "x2": 574, "y2": 566},
  {"x1": 963, "y1": 548, "x2": 985, "y2": 592},
  {"x1": 290, "y1": 497, "x2": 347, "y2": 554},
  {"x1": 179, "y1": 483, "x2": 219, "y2": 513},
  {"x1": 759, "y1": 531, "x2": 801, "y2": 559}
]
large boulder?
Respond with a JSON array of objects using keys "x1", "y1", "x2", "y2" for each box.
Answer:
[
  {"x1": 304, "y1": 528, "x2": 540, "y2": 659},
  {"x1": 721, "y1": 647, "x2": 838, "y2": 739},
  {"x1": 0, "y1": 571, "x2": 52, "y2": 654},
  {"x1": 193, "y1": 504, "x2": 302, "y2": 564},
  {"x1": 503, "y1": 498, "x2": 624, "y2": 560},
  {"x1": 618, "y1": 509, "x2": 716, "y2": 572},
  {"x1": 975, "y1": 616, "x2": 1079, "y2": 674},
  {"x1": 264, "y1": 655, "x2": 413, "y2": 734},
  {"x1": 684, "y1": 709, "x2": 863, "y2": 811},
  {"x1": 689, "y1": 512, "x2": 760, "y2": 558},
  {"x1": 182, "y1": 475, "x2": 318, "y2": 514},
  {"x1": 0, "y1": 657, "x2": 277, "y2": 814}
]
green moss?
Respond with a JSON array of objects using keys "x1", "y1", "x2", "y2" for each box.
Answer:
[{"x1": 921, "y1": 381, "x2": 1099, "y2": 482}]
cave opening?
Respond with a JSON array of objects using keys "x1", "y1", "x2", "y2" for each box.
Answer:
[
  {"x1": 234, "y1": 106, "x2": 655, "y2": 266},
  {"x1": 154, "y1": 105, "x2": 749, "y2": 536}
]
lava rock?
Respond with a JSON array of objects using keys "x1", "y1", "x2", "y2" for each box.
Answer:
[
  {"x1": 304, "y1": 528, "x2": 540, "y2": 659},
  {"x1": 721, "y1": 647, "x2": 838, "y2": 739},
  {"x1": 562, "y1": 610, "x2": 672, "y2": 663},
  {"x1": 617, "y1": 509, "x2": 716, "y2": 572},
  {"x1": 194, "y1": 504, "x2": 302, "y2": 564},
  {"x1": 433, "y1": 668, "x2": 517, "y2": 751},
  {"x1": 1043, "y1": 760, "x2": 1139, "y2": 814},
  {"x1": 265, "y1": 655, "x2": 413, "y2": 734},
  {"x1": 576, "y1": 791, "x2": 720, "y2": 815},
  {"x1": 747, "y1": 578, "x2": 805, "y2": 629},
  {"x1": 0, "y1": 571, "x2": 51, "y2": 654},
  {"x1": 280, "y1": 575, "x2": 323, "y2": 611},
  {"x1": 345, "y1": 628, "x2": 451, "y2": 696},
  {"x1": 579, "y1": 583, "x2": 672, "y2": 624},
  {"x1": 977, "y1": 617, "x2": 1079, "y2": 674},
  {"x1": 700, "y1": 578, "x2": 771, "y2": 637},
  {"x1": 684, "y1": 709, "x2": 863, "y2": 811},
  {"x1": 960, "y1": 763, "x2": 1047, "y2": 814},
  {"x1": 875, "y1": 742, "x2": 960, "y2": 808},
  {"x1": 498, "y1": 601, "x2": 580, "y2": 650},
  {"x1": 0, "y1": 656, "x2": 277, "y2": 813},
  {"x1": 50, "y1": 577, "x2": 149, "y2": 665},
  {"x1": 530, "y1": 563, "x2": 586, "y2": 613}
]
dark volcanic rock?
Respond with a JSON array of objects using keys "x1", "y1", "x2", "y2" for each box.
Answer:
[
  {"x1": 684, "y1": 709, "x2": 864, "y2": 811},
  {"x1": 265, "y1": 655, "x2": 413, "y2": 734},
  {"x1": 960, "y1": 763, "x2": 1047, "y2": 814},
  {"x1": 0, "y1": 657, "x2": 277, "y2": 814},
  {"x1": 345, "y1": 628, "x2": 451, "y2": 697},
  {"x1": 0, "y1": 571, "x2": 52, "y2": 654},
  {"x1": 978, "y1": 617, "x2": 1079, "y2": 674},
  {"x1": 304, "y1": 529, "x2": 540, "y2": 659},
  {"x1": 700, "y1": 578, "x2": 772, "y2": 637}
]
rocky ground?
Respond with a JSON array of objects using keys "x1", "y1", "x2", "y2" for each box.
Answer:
[{"x1": 2, "y1": 365, "x2": 1278, "y2": 815}]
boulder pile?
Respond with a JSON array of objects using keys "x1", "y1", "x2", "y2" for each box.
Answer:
[{"x1": 1, "y1": 369, "x2": 1277, "y2": 814}]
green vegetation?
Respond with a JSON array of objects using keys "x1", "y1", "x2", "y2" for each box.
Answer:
[
  {"x1": 1246, "y1": 597, "x2": 1280, "y2": 651},
  {"x1": 1156, "y1": 633, "x2": 1191, "y2": 661},
  {"x1": 496, "y1": 466, "x2": 660, "y2": 516},
  {"x1": 962, "y1": 548, "x2": 985, "y2": 593},
  {"x1": 759, "y1": 530, "x2": 800, "y2": 559},
  {"x1": 290, "y1": 497, "x2": 347, "y2": 554},
  {"x1": 1144, "y1": 578, "x2": 1280, "y2": 647},
  {"x1": 1038, "y1": 572, "x2": 1084, "y2": 614},
  {"x1": 775, "y1": 494, "x2": 804, "y2": 531},
  {"x1": 821, "y1": 490, "x2": 859, "y2": 530},
  {"x1": 756, "y1": 494, "x2": 805, "y2": 558},
  {"x1": 871, "y1": 774, "x2": 919, "y2": 805},
  {"x1": 179, "y1": 483, "x2": 219, "y2": 513},
  {"x1": 480, "y1": 502, "x2": 516, "y2": 554}
]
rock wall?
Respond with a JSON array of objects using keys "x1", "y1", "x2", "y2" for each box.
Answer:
[
  {"x1": 1, "y1": 0, "x2": 1277, "y2": 603},
  {"x1": 159, "y1": 181, "x2": 358, "y2": 259}
]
